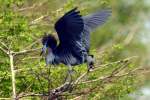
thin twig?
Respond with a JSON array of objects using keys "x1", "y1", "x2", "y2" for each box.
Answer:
[
  {"x1": 13, "y1": 48, "x2": 41, "y2": 55},
  {"x1": 24, "y1": 38, "x2": 41, "y2": 50},
  {"x1": 17, "y1": 0, "x2": 48, "y2": 12},
  {"x1": 17, "y1": 93, "x2": 47, "y2": 99},
  {"x1": 0, "y1": 98, "x2": 11, "y2": 100},
  {"x1": 92, "y1": 56, "x2": 138, "y2": 72},
  {"x1": 0, "y1": 46, "x2": 8, "y2": 54},
  {"x1": 17, "y1": 4, "x2": 36, "y2": 11},
  {"x1": 0, "y1": 40, "x2": 9, "y2": 50},
  {"x1": 29, "y1": 15, "x2": 49, "y2": 25}
]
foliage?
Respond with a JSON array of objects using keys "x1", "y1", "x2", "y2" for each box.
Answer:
[{"x1": 0, "y1": 0, "x2": 149, "y2": 100}]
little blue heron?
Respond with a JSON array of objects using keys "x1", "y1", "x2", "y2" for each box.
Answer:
[{"x1": 41, "y1": 7, "x2": 111, "y2": 73}]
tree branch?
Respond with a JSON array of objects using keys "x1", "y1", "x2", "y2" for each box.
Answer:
[
  {"x1": 24, "y1": 38, "x2": 41, "y2": 50},
  {"x1": 9, "y1": 52, "x2": 16, "y2": 100},
  {"x1": 29, "y1": 15, "x2": 49, "y2": 25},
  {"x1": 0, "y1": 98, "x2": 11, "y2": 100},
  {"x1": 0, "y1": 46, "x2": 8, "y2": 54},
  {"x1": 13, "y1": 48, "x2": 41, "y2": 55},
  {"x1": 0, "y1": 41, "x2": 9, "y2": 54}
]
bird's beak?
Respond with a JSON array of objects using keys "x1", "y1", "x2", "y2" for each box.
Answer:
[{"x1": 40, "y1": 45, "x2": 47, "y2": 56}]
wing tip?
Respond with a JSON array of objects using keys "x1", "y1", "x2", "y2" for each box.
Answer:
[{"x1": 73, "y1": 7, "x2": 78, "y2": 10}]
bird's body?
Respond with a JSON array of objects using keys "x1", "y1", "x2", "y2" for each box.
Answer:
[
  {"x1": 41, "y1": 7, "x2": 111, "y2": 71},
  {"x1": 46, "y1": 46, "x2": 83, "y2": 66}
]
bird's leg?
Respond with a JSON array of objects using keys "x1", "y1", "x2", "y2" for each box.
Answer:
[
  {"x1": 64, "y1": 65, "x2": 75, "y2": 82},
  {"x1": 68, "y1": 65, "x2": 75, "y2": 74},
  {"x1": 87, "y1": 55, "x2": 95, "y2": 72}
]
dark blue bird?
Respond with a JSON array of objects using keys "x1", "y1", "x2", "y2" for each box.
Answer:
[{"x1": 41, "y1": 7, "x2": 111, "y2": 72}]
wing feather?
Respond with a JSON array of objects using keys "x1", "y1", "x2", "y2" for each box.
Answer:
[
  {"x1": 82, "y1": 9, "x2": 111, "y2": 51},
  {"x1": 55, "y1": 8, "x2": 85, "y2": 64}
]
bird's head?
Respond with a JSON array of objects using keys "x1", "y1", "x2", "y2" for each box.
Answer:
[{"x1": 41, "y1": 34, "x2": 57, "y2": 56}]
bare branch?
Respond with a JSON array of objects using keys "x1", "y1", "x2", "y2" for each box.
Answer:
[
  {"x1": 21, "y1": 57, "x2": 42, "y2": 61},
  {"x1": 9, "y1": 52, "x2": 16, "y2": 100},
  {"x1": 17, "y1": 4, "x2": 36, "y2": 12},
  {"x1": 92, "y1": 56, "x2": 138, "y2": 72},
  {"x1": 0, "y1": 41, "x2": 9, "y2": 54},
  {"x1": 17, "y1": 93, "x2": 47, "y2": 99},
  {"x1": 17, "y1": 0, "x2": 48, "y2": 12},
  {"x1": 0, "y1": 98, "x2": 11, "y2": 100},
  {"x1": 0, "y1": 40, "x2": 9, "y2": 50},
  {"x1": 0, "y1": 46, "x2": 8, "y2": 54},
  {"x1": 24, "y1": 38, "x2": 41, "y2": 50},
  {"x1": 74, "y1": 72, "x2": 87, "y2": 85},
  {"x1": 29, "y1": 15, "x2": 49, "y2": 25},
  {"x1": 70, "y1": 95, "x2": 83, "y2": 100},
  {"x1": 13, "y1": 48, "x2": 41, "y2": 55}
]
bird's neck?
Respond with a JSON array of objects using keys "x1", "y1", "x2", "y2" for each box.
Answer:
[
  {"x1": 48, "y1": 48, "x2": 55, "y2": 57},
  {"x1": 46, "y1": 48, "x2": 55, "y2": 64}
]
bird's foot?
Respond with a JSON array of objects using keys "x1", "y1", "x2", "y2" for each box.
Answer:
[
  {"x1": 88, "y1": 63, "x2": 95, "y2": 72},
  {"x1": 87, "y1": 55, "x2": 95, "y2": 72}
]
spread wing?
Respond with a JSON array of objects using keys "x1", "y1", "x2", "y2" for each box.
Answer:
[
  {"x1": 82, "y1": 9, "x2": 112, "y2": 51},
  {"x1": 55, "y1": 8, "x2": 85, "y2": 63}
]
